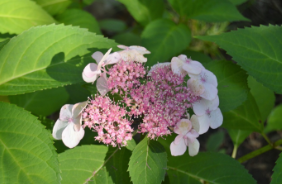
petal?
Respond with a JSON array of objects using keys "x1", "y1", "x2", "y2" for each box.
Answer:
[
  {"x1": 200, "y1": 83, "x2": 218, "y2": 100},
  {"x1": 134, "y1": 53, "x2": 147, "y2": 63},
  {"x1": 185, "y1": 129, "x2": 199, "y2": 143},
  {"x1": 82, "y1": 63, "x2": 100, "y2": 83},
  {"x1": 174, "y1": 119, "x2": 192, "y2": 135},
  {"x1": 97, "y1": 48, "x2": 112, "y2": 69},
  {"x1": 97, "y1": 75, "x2": 109, "y2": 96},
  {"x1": 170, "y1": 136, "x2": 187, "y2": 156},
  {"x1": 129, "y1": 45, "x2": 151, "y2": 54},
  {"x1": 187, "y1": 78, "x2": 205, "y2": 96},
  {"x1": 209, "y1": 108, "x2": 223, "y2": 129},
  {"x1": 105, "y1": 52, "x2": 121, "y2": 65},
  {"x1": 52, "y1": 119, "x2": 68, "y2": 140},
  {"x1": 204, "y1": 69, "x2": 218, "y2": 87},
  {"x1": 193, "y1": 96, "x2": 219, "y2": 116},
  {"x1": 91, "y1": 51, "x2": 103, "y2": 64},
  {"x1": 59, "y1": 104, "x2": 73, "y2": 121},
  {"x1": 197, "y1": 114, "x2": 210, "y2": 134},
  {"x1": 182, "y1": 60, "x2": 203, "y2": 75},
  {"x1": 187, "y1": 139, "x2": 200, "y2": 156},
  {"x1": 171, "y1": 57, "x2": 186, "y2": 75},
  {"x1": 62, "y1": 123, "x2": 85, "y2": 148},
  {"x1": 117, "y1": 45, "x2": 128, "y2": 50},
  {"x1": 177, "y1": 54, "x2": 188, "y2": 62},
  {"x1": 148, "y1": 62, "x2": 171, "y2": 76},
  {"x1": 72, "y1": 101, "x2": 88, "y2": 119},
  {"x1": 191, "y1": 115, "x2": 200, "y2": 133}
]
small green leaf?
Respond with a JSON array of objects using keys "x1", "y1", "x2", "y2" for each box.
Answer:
[
  {"x1": 271, "y1": 152, "x2": 282, "y2": 184},
  {"x1": 206, "y1": 130, "x2": 225, "y2": 152},
  {"x1": 59, "y1": 145, "x2": 131, "y2": 184},
  {"x1": 113, "y1": 32, "x2": 141, "y2": 46},
  {"x1": 168, "y1": 0, "x2": 248, "y2": 22},
  {"x1": 9, "y1": 87, "x2": 69, "y2": 116},
  {"x1": 0, "y1": 102, "x2": 60, "y2": 184},
  {"x1": 128, "y1": 137, "x2": 167, "y2": 184},
  {"x1": 141, "y1": 19, "x2": 191, "y2": 65},
  {"x1": 126, "y1": 139, "x2": 137, "y2": 151},
  {"x1": 32, "y1": 0, "x2": 71, "y2": 15},
  {"x1": 56, "y1": 9, "x2": 101, "y2": 34},
  {"x1": 265, "y1": 105, "x2": 282, "y2": 133},
  {"x1": 227, "y1": 129, "x2": 251, "y2": 147},
  {"x1": 158, "y1": 136, "x2": 256, "y2": 184},
  {"x1": 223, "y1": 93, "x2": 263, "y2": 132},
  {"x1": 248, "y1": 76, "x2": 275, "y2": 122},
  {"x1": 117, "y1": 0, "x2": 164, "y2": 26},
  {"x1": 206, "y1": 60, "x2": 249, "y2": 112},
  {"x1": 197, "y1": 25, "x2": 282, "y2": 94},
  {"x1": 0, "y1": 24, "x2": 117, "y2": 95},
  {"x1": 99, "y1": 19, "x2": 126, "y2": 33},
  {"x1": 0, "y1": 0, "x2": 55, "y2": 34}
]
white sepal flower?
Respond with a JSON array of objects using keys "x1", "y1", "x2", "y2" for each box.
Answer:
[
  {"x1": 196, "y1": 108, "x2": 223, "y2": 134},
  {"x1": 52, "y1": 101, "x2": 87, "y2": 148},
  {"x1": 117, "y1": 45, "x2": 150, "y2": 63},
  {"x1": 193, "y1": 96, "x2": 219, "y2": 116},
  {"x1": 171, "y1": 55, "x2": 203, "y2": 75}
]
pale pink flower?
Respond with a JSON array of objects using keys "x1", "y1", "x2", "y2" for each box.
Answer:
[
  {"x1": 52, "y1": 101, "x2": 87, "y2": 148},
  {"x1": 171, "y1": 55, "x2": 203, "y2": 75},
  {"x1": 117, "y1": 45, "x2": 150, "y2": 63},
  {"x1": 170, "y1": 115, "x2": 200, "y2": 156},
  {"x1": 196, "y1": 107, "x2": 223, "y2": 134}
]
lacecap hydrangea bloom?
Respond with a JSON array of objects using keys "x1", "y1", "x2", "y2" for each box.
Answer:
[{"x1": 52, "y1": 45, "x2": 222, "y2": 157}]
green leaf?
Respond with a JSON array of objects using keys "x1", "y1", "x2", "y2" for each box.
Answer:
[
  {"x1": 206, "y1": 60, "x2": 248, "y2": 112},
  {"x1": 168, "y1": 0, "x2": 248, "y2": 22},
  {"x1": 83, "y1": 0, "x2": 95, "y2": 5},
  {"x1": 113, "y1": 32, "x2": 141, "y2": 46},
  {"x1": 206, "y1": 130, "x2": 225, "y2": 151},
  {"x1": 271, "y1": 152, "x2": 282, "y2": 184},
  {"x1": 0, "y1": 39, "x2": 9, "y2": 51},
  {"x1": 141, "y1": 19, "x2": 191, "y2": 65},
  {"x1": 0, "y1": 24, "x2": 117, "y2": 95},
  {"x1": 0, "y1": 0, "x2": 55, "y2": 34},
  {"x1": 158, "y1": 136, "x2": 256, "y2": 184},
  {"x1": 197, "y1": 25, "x2": 282, "y2": 94},
  {"x1": 126, "y1": 139, "x2": 137, "y2": 151},
  {"x1": 228, "y1": 0, "x2": 247, "y2": 5},
  {"x1": 99, "y1": 19, "x2": 126, "y2": 33},
  {"x1": 117, "y1": 0, "x2": 164, "y2": 26},
  {"x1": 0, "y1": 102, "x2": 60, "y2": 184},
  {"x1": 9, "y1": 87, "x2": 69, "y2": 116},
  {"x1": 56, "y1": 9, "x2": 101, "y2": 34},
  {"x1": 227, "y1": 129, "x2": 251, "y2": 147},
  {"x1": 128, "y1": 137, "x2": 167, "y2": 184},
  {"x1": 59, "y1": 145, "x2": 131, "y2": 184},
  {"x1": 265, "y1": 105, "x2": 282, "y2": 133},
  {"x1": 64, "y1": 83, "x2": 91, "y2": 104},
  {"x1": 248, "y1": 76, "x2": 275, "y2": 122},
  {"x1": 32, "y1": 0, "x2": 71, "y2": 15},
  {"x1": 223, "y1": 93, "x2": 263, "y2": 132}
]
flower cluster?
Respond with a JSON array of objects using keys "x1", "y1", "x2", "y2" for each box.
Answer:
[{"x1": 52, "y1": 45, "x2": 223, "y2": 157}]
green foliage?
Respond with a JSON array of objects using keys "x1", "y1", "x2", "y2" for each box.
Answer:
[
  {"x1": 271, "y1": 152, "x2": 282, "y2": 184},
  {"x1": 206, "y1": 130, "x2": 225, "y2": 152},
  {"x1": 0, "y1": 102, "x2": 60, "y2": 184},
  {"x1": 248, "y1": 76, "x2": 275, "y2": 121},
  {"x1": 227, "y1": 129, "x2": 251, "y2": 148},
  {"x1": 0, "y1": 0, "x2": 55, "y2": 34},
  {"x1": 206, "y1": 60, "x2": 248, "y2": 112},
  {"x1": 59, "y1": 145, "x2": 131, "y2": 184},
  {"x1": 158, "y1": 136, "x2": 256, "y2": 184},
  {"x1": 168, "y1": 0, "x2": 248, "y2": 22},
  {"x1": 113, "y1": 32, "x2": 141, "y2": 46},
  {"x1": 64, "y1": 83, "x2": 91, "y2": 104},
  {"x1": 0, "y1": 24, "x2": 117, "y2": 95},
  {"x1": 223, "y1": 93, "x2": 263, "y2": 132},
  {"x1": 197, "y1": 25, "x2": 282, "y2": 94},
  {"x1": 141, "y1": 19, "x2": 191, "y2": 65},
  {"x1": 228, "y1": 0, "x2": 248, "y2": 5},
  {"x1": 32, "y1": 0, "x2": 71, "y2": 15},
  {"x1": 56, "y1": 9, "x2": 101, "y2": 34},
  {"x1": 265, "y1": 105, "x2": 282, "y2": 133},
  {"x1": 9, "y1": 87, "x2": 69, "y2": 116},
  {"x1": 128, "y1": 137, "x2": 167, "y2": 184},
  {"x1": 117, "y1": 0, "x2": 164, "y2": 26},
  {"x1": 99, "y1": 19, "x2": 127, "y2": 33}
]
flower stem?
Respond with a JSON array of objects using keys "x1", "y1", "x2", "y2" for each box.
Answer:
[
  {"x1": 231, "y1": 144, "x2": 238, "y2": 159},
  {"x1": 261, "y1": 132, "x2": 272, "y2": 146},
  {"x1": 237, "y1": 139, "x2": 282, "y2": 163}
]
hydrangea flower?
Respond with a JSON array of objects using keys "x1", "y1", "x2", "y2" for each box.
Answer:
[
  {"x1": 196, "y1": 107, "x2": 223, "y2": 134},
  {"x1": 171, "y1": 55, "x2": 203, "y2": 75},
  {"x1": 52, "y1": 101, "x2": 87, "y2": 148},
  {"x1": 170, "y1": 115, "x2": 200, "y2": 156},
  {"x1": 117, "y1": 45, "x2": 150, "y2": 63}
]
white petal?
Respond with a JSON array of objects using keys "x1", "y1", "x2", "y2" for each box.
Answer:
[
  {"x1": 105, "y1": 52, "x2": 121, "y2": 65},
  {"x1": 174, "y1": 119, "x2": 192, "y2": 135},
  {"x1": 182, "y1": 61, "x2": 203, "y2": 75},
  {"x1": 193, "y1": 96, "x2": 219, "y2": 116},
  {"x1": 72, "y1": 101, "x2": 88, "y2": 118},
  {"x1": 91, "y1": 51, "x2": 103, "y2": 64},
  {"x1": 59, "y1": 104, "x2": 73, "y2": 121},
  {"x1": 187, "y1": 78, "x2": 205, "y2": 96},
  {"x1": 82, "y1": 63, "x2": 100, "y2": 83},
  {"x1": 117, "y1": 45, "x2": 128, "y2": 50},
  {"x1": 129, "y1": 45, "x2": 151, "y2": 54},
  {"x1": 200, "y1": 83, "x2": 218, "y2": 100},
  {"x1": 52, "y1": 119, "x2": 68, "y2": 140},
  {"x1": 187, "y1": 139, "x2": 200, "y2": 156},
  {"x1": 97, "y1": 75, "x2": 109, "y2": 96},
  {"x1": 177, "y1": 54, "x2": 188, "y2": 62},
  {"x1": 171, "y1": 57, "x2": 186, "y2": 75},
  {"x1": 62, "y1": 123, "x2": 85, "y2": 148},
  {"x1": 134, "y1": 53, "x2": 147, "y2": 63},
  {"x1": 191, "y1": 115, "x2": 200, "y2": 133},
  {"x1": 209, "y1": 108, "x2": 223, "y2": 129},
  {"x1": 197, "y1": 115, "x2": 210, "y2": 134},
  {"x1": 97, "y1": 48, "x2": 112, "y2": 69},
  {"x1": 204, "y1": 69, "x2": 218, "y2": 87},
  {"x1": 148, "y1": 62, "x2": 171, "y2": 76},
  {"x1": 170, "y1": 135, "x2": 187, "y2": 156}
]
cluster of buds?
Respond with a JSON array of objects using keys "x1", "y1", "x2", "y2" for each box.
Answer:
[{"x1": 52, "y1": 45, "x2": 223, "y2": 157}]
